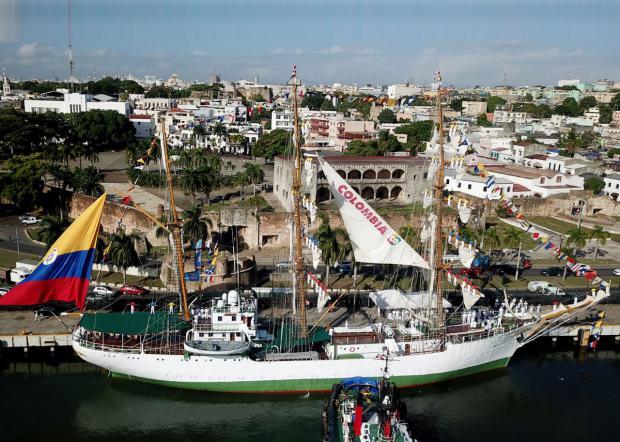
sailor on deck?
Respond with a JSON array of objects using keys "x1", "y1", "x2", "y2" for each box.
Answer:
[{"x1": 168, "y1": 302, "x2": 175, "y2": 314}]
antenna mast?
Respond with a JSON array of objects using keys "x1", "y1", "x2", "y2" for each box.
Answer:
[
  {"x1": 67, "y1": 0, "x2": 75, "y2": 86},
  {"x1": 290, "y1": 65, "x2": 307, "y2": 338},
  {"x1": 433, "y1": 71, "x2": 446, "y2": 335}
]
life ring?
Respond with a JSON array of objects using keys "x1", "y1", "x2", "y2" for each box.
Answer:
[{"x1": 349, "y1": 346, "x2": 356, "y2": 352}]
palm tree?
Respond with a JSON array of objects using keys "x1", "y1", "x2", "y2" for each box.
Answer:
[
  {"x1": 74, "y1": 166, "x2": 104, "y2": 197},
  {"x1": 566, "y1": 227, "x2": 588, "y2": 252},
  {"x1": 108, "y1": 230, "x2": 140, "y2": 284},
  {"x1": 502, "y1": 227, "x2": 523, "y2": 249},
  {"x1": 243, "y1": 162, "x2": 265, "y2": 197},
  {"x1": 483, "y1": 227, "x2": 501, "y2": 255},
  {"x1": 316, "y1": 219, "x2": 346, "y2": 284},
  {"x1": 589, "y1": 225, "x2": 610, "y2": 261},
  {"x1": 557, "y1": 129, "x2": 584, "y2": 157},
  {"x1": 182, "y1": 204, "x2": 211, "y2": 244},
  {"x1": 213, "y1": 122, "x2": 228, "y2": 138},
  {"x1": 38, "y1": 216, "x2": 70, "y2": 249},
  {"x1": 179, "y1": 167, "x2": 205, "y2": 204}
]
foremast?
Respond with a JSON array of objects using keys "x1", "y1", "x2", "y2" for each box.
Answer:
[
  {"x1": 160, "y1": 121, "x2": 190, "y2": 321},
  {"x1": 432, "y1": 71, "x2": 446, "y2": 335},
  {"x1": 290, "y1": 65, "x2": 307, "y2": 338}
]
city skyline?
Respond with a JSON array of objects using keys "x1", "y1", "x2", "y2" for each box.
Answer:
[{"x1": 0, "y1": 0, "x2": 619, "y2": 86}]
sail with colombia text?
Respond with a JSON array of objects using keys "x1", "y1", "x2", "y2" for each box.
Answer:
[
  {"x1": 317, "y1": 156, "x2": 429, "y2": 269},
  {"x1": 0, "y1": 194, "x2": 107, "y2": 310}
]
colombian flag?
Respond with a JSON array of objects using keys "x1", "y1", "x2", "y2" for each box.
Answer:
[{"x1": 0, "y1": 194, "x2": 106, "y2": 310}]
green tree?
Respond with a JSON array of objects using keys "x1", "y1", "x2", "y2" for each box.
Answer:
[
  {"x1": 252, "y1": 129, "x2": 290, "y2": 161},
  {"x1": 71, "y1": 110, "x2": 136, "y2": 154},
  {"x1": 179, "y1": 167, "x2": 206, "y2": 204},
  {"x1": 243, "y1": 162, "x2": 265, "y2": 196},
  {"x1": 579, "y1": 96, "x2": 597, "y2": 113},
  {"x1": 182, "y1": 204, "x2": 210, "y2": 244},
  {"x1": 610, "y1": 92, "x2": 620, "y2": 111},
  {"x1": 482, "y1": 227, "x2": 501, "y2": 255},
  {"x1": 502, "y1": 227, "x2": 523, "y2": 249},
  {"x1": 599, "y1": 105, "x2": 613, "y2": 124},
  {"x1": 476, "y1": 113, "x2": 493, "y2": 127},
  {"x1": 320, "y1": 99, "x2": 335, "y2": 111},
  {"x1": 486, "y1": 96, "x2": 507, "y2": 113},
  {"x1": 0, "y1": 154, "x2": 46, "y2": 210},
  {"x1": 398, "y1": 225, "x2": 417, "y2": 247},
  {"x1": 394, "y1": 120, "x2": 433, "y2": 151},
  {"x1": 38, "y1": 216, "x2": 70, "y2": 249},
  {"x1": 450, "y1": 98, "x2": 464, "y2": 111},
  {"x1": 301, "y1": 93, "x2": 326, "y2": 110},
  {"x1": 108, "y1": 230, "x2": 140, "y2": 284},
  {"x1": 73, "y1": 166, "x2": 105, "y2": 197},
  {"x1": 589, "y1": 225, "x2": 609, "y2": 261},
  {"x1": 524, "y1": 93, "x2": 534, "y2": 102},
  {"x1": 554, "y1": 97, "x2": 580, "y2": 117},
  {"x1": 566, "y1": 227, "x2": 588, "y2": 251},
  {"x1": 315, "y1": 218, "x2": 347, "y2": 284},
  {"x1": 344, "y1": 140, "x2": 380, "y2": 156},
  {"x1": 584, "y1": 176, "x2": 605, "y2": 195},
  {"x1": 377, "y1": 108, "x2": 397, "y2": 124},
  {"x1": 557, "y1": 129, "x2": 584, "y2": 157}
]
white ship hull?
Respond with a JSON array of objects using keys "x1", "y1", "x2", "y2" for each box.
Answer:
[{"x1": 72, "y1": 326, "x2": 526, "y2": 393}]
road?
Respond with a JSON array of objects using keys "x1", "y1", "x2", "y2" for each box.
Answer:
[{"x1": 0, "y1": 216, "x2": 46, "y2": 257}]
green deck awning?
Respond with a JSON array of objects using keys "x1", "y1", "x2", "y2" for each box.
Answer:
[{"x1": 79, "y1": 312, "x2": 190, "y2": 335}]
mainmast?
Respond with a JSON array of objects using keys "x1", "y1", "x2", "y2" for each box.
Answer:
[
  {"x1": 432, "y1": 71, "x2": 446, "y2": 334},
  {"x1": 290, "y1": 65, "x2": 307, "y2": 338},
  {"x1": 160, "y1": 121, "x2": 190, "y2": 321}
]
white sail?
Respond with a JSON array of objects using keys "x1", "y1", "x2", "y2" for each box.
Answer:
[
  {"x1": 318, "y1": 157, "x2": 429, "y2": 269},
  {"x1": 458, "y1": 243, "x2": 476, "y2": 268},
  {"x1": 461, "y1": 284, "x2": 484, "y2": 310}
]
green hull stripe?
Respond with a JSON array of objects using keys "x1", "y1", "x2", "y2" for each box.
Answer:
[{"x1": 110, "y1": 357, "x2": 511, "y2": 393}]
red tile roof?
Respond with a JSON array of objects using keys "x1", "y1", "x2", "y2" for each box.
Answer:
[
  {"x1": 129, "y1": 114, "x2": 151, "y2": 120},
  {"x1": 512, "y1": 183, "x2": 530, "y2": 192}
]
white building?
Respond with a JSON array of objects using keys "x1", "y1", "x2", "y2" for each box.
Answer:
[
  {"x1": 444, "y1": 169, "x2": 514, "y2": 200},
  {"x1": 387, "y1": 84, "x2": 421, "y2": 100},
  {"x1": 25, "y1": 91, "x2": 129, "y2": 115},
  {"x1": 493, "y1": 110, "x2": 531, "y2": 125},
  {"x1": 603, "y1": 174, "x2": 620, "y2": 200},
  {"x1": 484, "y1": 164, "x2": 584, "y2": 198},
  {"x1": 461, "y1": 101, "x2": 487, "y2": 116},
  {"x1": 129, "y1": 114, "x2": 155, "y2": 139},
  {"x1": 271, "y1": 110, "x2": 294, "y2": 131}
]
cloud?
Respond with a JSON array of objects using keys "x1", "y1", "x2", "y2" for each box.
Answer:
[
  {"x1": 272, "y1": 48, "x2": 305, "y2": 55},
  {"x1": 16, "y1": 42, "x2": 54, "y2": 58},
  {"x1": 317, "y1": 45, "x2": 374, "y2": 55}
]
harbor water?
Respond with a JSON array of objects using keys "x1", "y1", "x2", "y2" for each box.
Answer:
[{"x1": 1, "y1": 342, "x2": 618, "y2": 442}]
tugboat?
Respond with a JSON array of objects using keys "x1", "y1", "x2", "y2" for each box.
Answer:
[{"x1": 323, "y1": 366, "x2": 415, "y2": 442}]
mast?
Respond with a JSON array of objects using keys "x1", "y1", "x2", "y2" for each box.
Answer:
[
  {"x1": 432, "y1": 71, "x2": 446, "y2": 334},
  {"x1": 160, "y1": 120, "x2": 190, "y2": 321},
  {"x1": 290, "y1": 65, "x2": 307, "y2": 338}
]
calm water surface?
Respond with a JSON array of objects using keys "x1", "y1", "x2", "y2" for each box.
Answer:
[{"x1": 1, "y1": 343, "x2": 618, "y2": 442}]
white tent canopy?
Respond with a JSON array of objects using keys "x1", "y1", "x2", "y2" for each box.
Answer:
[{"x1": 370, "y1": 289, "x2": 452, "y2": 310}]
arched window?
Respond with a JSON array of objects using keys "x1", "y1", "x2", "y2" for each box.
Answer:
[
  {"x1": 348, "y1": 169, "x2": 361, "y2": 180},
  {"x1": 362, "y1": 169, "x2": 376, "y2": 180},
  {"x1": 377, "y1": 169, "x2": 391, "y2": 179},
  {"x1": 337, "y1": 169, "x2": 346, "y2": 179},
  {"x1": 376, "y1": 186, "x2": 389, "y2": 199},
  {"x1": 361, "y1": 187, "x2": 374, "y2": 200},
  {"x1": 392, "y1": 169, "x2": 405, "y2": 179},
  {"x1": 316, "y1": 187, "x2": 332, "y2": 202},
  {"x1": 390, "y1": 186, "x2": 403, "y2": 199}
]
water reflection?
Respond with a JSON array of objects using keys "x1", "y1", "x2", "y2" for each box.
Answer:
[{"x1": 1, "y1": 345, "x2": 618, "y2": 442}]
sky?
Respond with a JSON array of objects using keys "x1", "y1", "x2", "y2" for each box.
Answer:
[{"x1": 0, "y1": 0, "x2": 619, "y2": 87}]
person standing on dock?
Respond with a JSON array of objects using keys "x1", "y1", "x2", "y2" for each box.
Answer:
[{"x1": 148, "y1": 301, "x2": 157, "y2": 314}]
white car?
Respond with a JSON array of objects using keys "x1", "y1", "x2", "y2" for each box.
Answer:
[
  {"x1": 542, "y1": 286, "x2": 567, "y2": 297},
  {"x1": 21, "y1": 216, "x2": 40, "y2": 225},
  {"x1": 93, "y1": 285, "x2": 115, "y2": 296},
  {"x1": 527, "y1": 281, "x2": 551, "y2": 293},
  {"x1": 275, "y1": 261, "x2": 292, "y2": 271},
  {"x1": 613, "y1": 268, "x2": 620, "y2": 276}
]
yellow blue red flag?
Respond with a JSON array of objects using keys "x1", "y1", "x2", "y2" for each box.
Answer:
[{"x1": 0, "y1": 194, "x2": 107, "y2": 310}]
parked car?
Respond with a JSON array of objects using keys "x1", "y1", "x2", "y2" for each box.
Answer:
[
  {"x1": 33, "y1": 306, "x2": 59, "y2": 321},
  {"x1": 21, "y1": 216, "x2": 40, "y2": 225},
  {"x1": 93, "y1": 285, "x2": 115, "y2": 296},
  {"x1": 613, "y1": 268, "x2": 620, "y2": 276},
  {"x1": 335, "y1": 262, "x2": 353, "y2": 275},
  {"x1": 118, "y1": 285, "x2": 149, "y2": 296},
  {"x1": 275, "y1": 261, "x2": 292, "y2": 271},
  {"x1": 18, "y1": 214, "x2": 33, "y2": 221},
  {"x1": 542, "y1": 286, "x2": 567, "y2": 296},
  {"x1": 540, "y1": 266, "x2": 564, "y2": 277},
  {"x1": 528, "y1": 281, "x2": 552, "y2": 293}
]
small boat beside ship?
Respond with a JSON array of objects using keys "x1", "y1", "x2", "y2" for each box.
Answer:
[{"x1": 323, "y1": 372, "x2": 415, "y2": 442}]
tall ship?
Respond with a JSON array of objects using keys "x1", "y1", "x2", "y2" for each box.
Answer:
[{"x1": 1, "y1": 68, "x2": 609, "y2": 393}]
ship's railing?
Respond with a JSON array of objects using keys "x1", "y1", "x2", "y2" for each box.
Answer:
[
  {"x1": 74, "y1": 333, "x2": 185, "y2": 355},
  {"x1": 445, "y1": 322, "x2": 522, "y2": 345}
]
